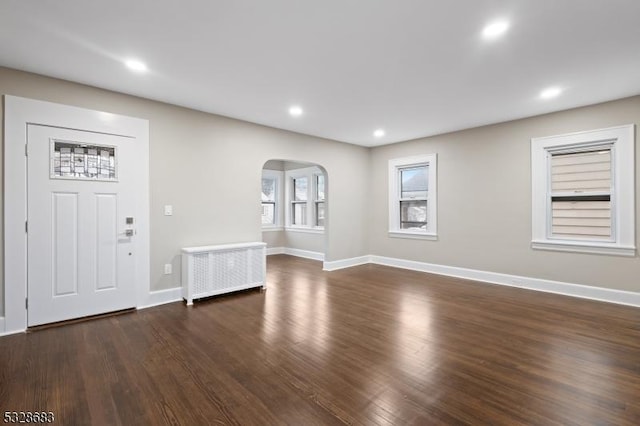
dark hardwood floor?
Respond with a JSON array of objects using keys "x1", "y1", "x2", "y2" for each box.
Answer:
[{"x1": 1, "y1": 254, "x2": 639, "y2": 425}]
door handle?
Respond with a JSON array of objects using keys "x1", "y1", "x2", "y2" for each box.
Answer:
[{"x1": 121, "y1": 229, "x2": 134, "y2": 237}]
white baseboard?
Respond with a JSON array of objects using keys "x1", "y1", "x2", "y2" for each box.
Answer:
[
  {"x1": 323, "y1": 255, "x2": 371, "y2": 271},
  {"x1": 2, "y1": 255, "x2": 636, "y2": 339},
  {"x1": 0, "y1": 317, "x2": 11, "y2": 337},
  {"x1": 0, "y1": 288, "x2": 184, "y2": 337},
  {"x1": 267, "y1": 247, "x2": 324, "y2": 261},
  {"x1": 266, "y1": 247, "x2": 286, "y2": 255},
  {"x1": 138, "y1": 287, "x2": 183, "y2": 310},
  {"x1": 369, "y1": 255, "x2": 640, "y2": 308},
  {"x1": 284, "y1": 248, "x2": 324, "y2": 261},
  {"x1": 0, "y1": 328, "x2": 25, "y2": 337},
  {"x1": 0, "y1": 316, "x2": 26, "y2": 336}
]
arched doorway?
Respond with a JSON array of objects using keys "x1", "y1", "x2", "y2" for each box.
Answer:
[{"x1": 261, "y1": 159, "x2": 328, "y2": 262}]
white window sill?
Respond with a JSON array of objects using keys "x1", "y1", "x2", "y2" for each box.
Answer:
[
  {"x1": 261, "y1": 226, "x2": 284, "y2": 232},
  {"x1": 388, "y1": 231, "x2": 438, "y2": 241},
  {"x1": 285, "y1": 226, "x2": 324, "y2": 235},
  {"x1": 531, "y1": 240, "x2": 636, "y2": 257}
]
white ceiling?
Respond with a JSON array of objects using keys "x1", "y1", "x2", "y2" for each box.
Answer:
[{"x1": 1, "y1": 1, "x2": 639, "y2": 147}]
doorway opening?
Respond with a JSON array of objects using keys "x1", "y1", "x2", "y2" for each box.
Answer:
[{"x1": 260, "y1": 160, "x2": 328, "y2": 262}]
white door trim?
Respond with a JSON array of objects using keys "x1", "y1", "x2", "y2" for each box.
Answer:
[{"x1": 3, "y1": 95, "x2": 150, "y2": 334}]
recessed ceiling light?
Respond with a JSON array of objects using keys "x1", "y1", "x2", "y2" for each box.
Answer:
[
  {"x1": 289, "y1": 106, "x2": 303, "y2": 117},
  {"x1": 540, "y1": 86, "x2": 563, "y2": 99},
  {"x1": 374, "y1": 129, "x2": 385, "y2": 138},
  {"x1": 482, "y1": 20, "x2": 510, "y2": 39},
  {"x1": 125, "y1": 59, "x2": 148, "y2": 73}
]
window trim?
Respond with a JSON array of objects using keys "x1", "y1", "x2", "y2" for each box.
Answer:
[
  {"x1": 388, "y1": 154, "x2": 438, "y2": 240},
  {"x1": 261, "y1": 169, "x2": 283, "y2": 230},
  {"x1": 284, "y1": 166, "x2": 325, "y2": 232},
  {"x1": 531, "y1": 124, "x2": 635, "y2": 256}
]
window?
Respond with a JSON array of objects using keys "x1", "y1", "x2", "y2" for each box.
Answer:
[
  {"x1": 292, "y1": 176, "x2": 308, "y2": 226},
  {"x1": 388, "y1": 154, "x2": 437, "y2": 239},
  {"x1": 261, "y1": 170, "x2": 283, "y2": 229},
  {"x1": 531, "y1": 125, "x2": 635, "y2": 256},
  {"x1": 315, "y1": 174, "x2": 325, "y2": 227},
  {"x1": 285, "y1": 166, "x2": 325, "y2": 232},
  {"x1": 51, "y1": 140, "x2": 117, "y2": 181}
]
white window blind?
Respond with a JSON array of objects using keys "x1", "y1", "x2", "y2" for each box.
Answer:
[{"x1": 549, "y1": 148, "x2": 612, "y2": 241}]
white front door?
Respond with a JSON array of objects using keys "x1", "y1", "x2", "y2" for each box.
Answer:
[{"x1": 27, "y1": 124, "x2": 138, "y2": 326}]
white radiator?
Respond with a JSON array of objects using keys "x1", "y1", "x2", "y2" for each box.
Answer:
[{"x1": 181, "y1": 242, "x2": 267, "y2": 305}]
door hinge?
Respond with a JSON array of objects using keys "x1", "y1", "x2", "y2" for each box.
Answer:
[
  {"x1": 25, "y1": 298, "x2": 28, "y2": 309},
  {"x1": 25, "y1": 144, "x2": 28, "y2": 157},
  {"x1": 25, "y1": 221, "x2": 28, "y2": 233}
]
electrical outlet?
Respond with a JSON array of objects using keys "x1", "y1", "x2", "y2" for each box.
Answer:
[
  {"x1": 164, "y1": 263, "x2": 172, "y2": 275},
  {"x1": 164, "y1": 205, "x2": 173, "y2": 216}
]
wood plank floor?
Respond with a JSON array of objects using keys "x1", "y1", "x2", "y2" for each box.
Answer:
[{"x1": 1, "y1": 254, "x2": 639, "y2": 425}]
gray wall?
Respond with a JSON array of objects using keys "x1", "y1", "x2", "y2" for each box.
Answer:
[
  {"x1": 262, "y1": 230, "x2": 287, "y2": 248},
  {"x1": 262, "y1": 231, "x2": 325, "y2": 254},
  {"x1": 0, "y1": 67, "x2": 370, "y2": 316},
  {"x1": 263, "y1": 160, "x2": 285, "y2": 171},
  {"x1": 1, "y1": 66, "x2": 639, "y2": 319},
  {"x1": 369, "y1": 96, "x2": 640, "y2": 292},
  {"x1": 286, "y1": 232, "x2": 325, "y2": 253}
]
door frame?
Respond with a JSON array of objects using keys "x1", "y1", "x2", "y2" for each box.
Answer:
[{"x1": 3, "y1": 95, "x2": 150, "y2": 334}]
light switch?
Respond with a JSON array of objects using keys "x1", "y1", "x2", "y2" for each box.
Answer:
[
  {"x1": 164, "y1": 263, "x2": 172, "y2": 275},
  {"x1": 164, "y1": 205, "x2": 173, "y2": 216}
]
